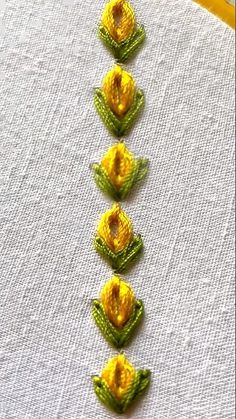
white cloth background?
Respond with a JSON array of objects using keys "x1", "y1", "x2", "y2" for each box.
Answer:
[{"x1": 0, "y1": 0, "x2": 235, "y2": 418}]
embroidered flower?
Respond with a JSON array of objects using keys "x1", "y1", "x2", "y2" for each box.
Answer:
[
  {"x1": 99, "y1": 0, "x2": 145, "y2": 60},
  {"x1": 92, "y1": 276, "x2": 144, "y2": 347},
  {"x1": 94, "y1": 66, "x2": 144, "y2": 136},
  {"x1": 94, "y1": 203, "x2": 143, "y2": 272},
  {"x1": 93, "y1": 354, "x2": 151, "y2": 413},
  {"x1": 92, "y1": 143, "x2": 148, "y2": 200}
]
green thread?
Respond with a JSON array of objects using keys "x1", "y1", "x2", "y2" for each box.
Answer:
[
  {"x1": 92, "y1": 163, "x2": 119, "y2": 201},
  {"x1": 122, "y1": 370, "x2": 150, "y2": 412},
  {"x1": 92, "y1": 158, "x2": 148, "y2": 201},
  {"x1": 93, "y1": 369, "x2": 151, "y2": 414},
  {"x1": 94, "y1": 88, "x2": 145, "y2": 137},
  {"x1": 94, "y1": 234, "x2": 143, "y2": 273},
  {"x1": 92, "y1": 299, "x2": 144, "y2": 348},
  {"x1": 93, "y1": 377, "x2": 122, "y2": 413},
  {"x1": 99, "y1": 25, "x2": 146, "y2": 62}
]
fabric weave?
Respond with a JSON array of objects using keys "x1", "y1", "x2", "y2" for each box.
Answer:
[{"x1": 0, "y1": 0, "x2": 235, "y2": 418}]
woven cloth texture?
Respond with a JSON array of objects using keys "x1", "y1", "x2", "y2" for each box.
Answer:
[{"x1": 0, "y1": 0, "x2": 235, "y2": 418}]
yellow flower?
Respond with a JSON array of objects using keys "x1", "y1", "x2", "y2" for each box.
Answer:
[
  {"x1": 102, "y1": 65, "x2": 135, "y2": 117},
  {"x1": 101, "y1": 276, "x2": 135, "y2": 328},
  {"x1": 97, "y1": 203, "x2": 133, "y2": 253},
  {"x1": 101, "y1": 354, "x2": 135, "y2": 400},
  {"x1": 101, "y1": 0, "x2": 135, "y2": 43},
  {"x1": 101, "y1": 143, "x2": 134, "y2": 189}
]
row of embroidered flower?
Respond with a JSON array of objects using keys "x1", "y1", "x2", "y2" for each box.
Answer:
[{"x1": 91, "y1": 0, "x2": 150, "y2": 414}]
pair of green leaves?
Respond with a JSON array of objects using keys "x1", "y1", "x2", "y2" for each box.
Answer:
[
  {"x1": 93, "y1": 369, "x2": 150, "y2": 414},
  {"x1": 99, "y1": 25, "x2": 146, "y2": 63},
  {"x1": 94, "y1": 88, "x2": 144, "y2": 138},
  {"x1": 92, "y1": 299, "x2": 144, "y2": 348},
  {"x1": 94, "y1": 235, "x2": 143, "y2": 273},
  {"x1": 92, "y1": 158, "x2": 148, "y2": 201}
]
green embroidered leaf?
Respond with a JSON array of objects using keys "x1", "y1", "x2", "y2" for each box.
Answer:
[
  {"x1": 94, "y1": 89, "x2": 121, "y2": 136},
  {"x1": 93, "y1": 370, "x2": 151, "y2": 414},
  {"x1": 94, "y1": 89, "x2": 145, "y2": 137},
  {"x1": 117, "y1": 235, "x2": 143, "y2": 272},
  {"x1": 118, "y1": 89, "x2": 145, "y2": 136},
  {"x1": 92, "y1": 300, "x2": 144, "y2": 348},
  {"x1": 119, "y1": 26, "x2": 146, "y2": 62},
  {"x1": 92, "y1": 159, "x2": 148, "y2": 201},
  {"x1": 122, "y1": 370, "x2": 151, "y2": 412},
  {"x1": 99, "y1": 25, "x2": 146, "y2": 63},
  {"x1": 91, "y1": 163, "x2": 121, "y2": 201},
  {"x1": 118, "y1": 300, "x2": 144, "y2": 347},
  {"x1": 92, "y1": 300, "x2": 121, "y2": 347},
  {"x1": 93, "y1": 377, "x2": 123, "y2": 414},
  {"x1": 94, "y1": 235, "x2": 143, "y2": 273},
  {"x1": 119, "y1": 158, "x2": 149, "y2": 200}
]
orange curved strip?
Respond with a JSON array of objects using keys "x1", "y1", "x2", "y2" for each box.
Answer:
[{"x1": 193, "y1": 0, "x2": 235, "y2": 29}]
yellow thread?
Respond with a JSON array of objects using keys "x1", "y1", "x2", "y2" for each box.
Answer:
[
  {"x1": 101, "y1": 143, "x2": 134, "y2": 189},
  {"x1": 102, "y1": 65, "x2": 135, "y2": 117},
  {"x1": 101, "y1": 354, "x2": 135, "y2": 400},
  {"x1": 101, "y1": 0, "x2": 136, "y2": 42},
  {"x1": 100, "y1": 276, "x2": 135, "y2": 328},
  {"x1": 97, "y1": 203, "x2": 133, "y2": 253}
]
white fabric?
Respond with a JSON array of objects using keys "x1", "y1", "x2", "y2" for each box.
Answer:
[{"x1": 0, "y1": 1, "x2": 235, "y2": 418}]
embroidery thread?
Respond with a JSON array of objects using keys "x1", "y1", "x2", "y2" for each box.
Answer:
[
  {"x1": 92, "y1": 143, "x2": 148, "y2": 201},
  {"x1": 93, "y1": 354, "x2": 150, "y2": 414},
  {"x1": 92, "y1": 0, "x2": 151, "y2": 413},
  {"x1": 94, "y1": 65, "x2": 144, "y2": 137},
  {"x1": 92, "y1": 276, "x2": 144, "y2": 348},
  {"x1": 99, "y1": 0, "x2": 146, "y2": 62},
  {"x1": 94, "y1": 203, "x2": 143, "y2": 272}
]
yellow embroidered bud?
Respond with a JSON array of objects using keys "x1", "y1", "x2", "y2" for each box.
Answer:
[
  {"x1": 97, "y1": 203, "x2": 133, "y2": 253},
  {"x1": 101, "y1": 143, "x2": 134, "y2": 189},
  {"x1": 101, "y1": 276, "x2": 135, "y2": 328},
  {"x1": 101, "y1": 354, "x2": 135, "y2": 400},
  {"x1": 102, "y1": 65, "x2": 135, "y2": 117},
  {"x1": 101, "y1": 0, "x2": 136, "y2": 43}
]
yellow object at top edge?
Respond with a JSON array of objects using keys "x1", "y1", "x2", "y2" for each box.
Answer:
[{"x1": 193, "y1": 0, "x2": 235, "y2": 29}]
